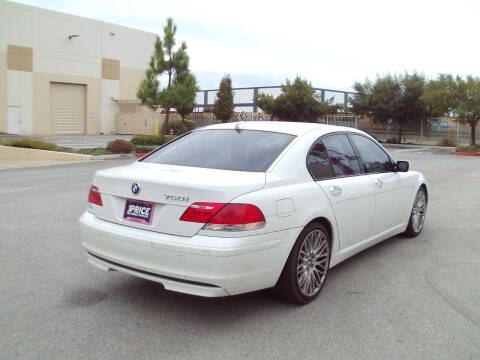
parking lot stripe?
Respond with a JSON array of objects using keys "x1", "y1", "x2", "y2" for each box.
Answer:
[{"x1": 425, "y1": 172, "x2": 480, "y2": 179}]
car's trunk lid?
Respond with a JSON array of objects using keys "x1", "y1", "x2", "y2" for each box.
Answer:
[{"x1": 90, "y1": 161, "x2": 266, "y2": 237}]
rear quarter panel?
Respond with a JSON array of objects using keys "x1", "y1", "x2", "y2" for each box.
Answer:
[{"x1": 197, "y1": 128, "x2": 340, "y2": 272}]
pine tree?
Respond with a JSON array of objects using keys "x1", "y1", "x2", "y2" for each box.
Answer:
[
  {"x1": 171, "y1": 73, "x2": 199, "y2": 121},
  {"x1": 213, "y1": 75, "x2": 234, "y2": 123},
  {"x1": 137, "y1": 18, "x2": 197, "y2": 134}
]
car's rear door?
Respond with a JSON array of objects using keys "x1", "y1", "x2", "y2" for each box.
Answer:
[
  {"x1": 348, "y1": 133, "x2": 413, "y2": 236},
  {"x1": 307, "y1": 134, "x2": 376, "y2": 250}
]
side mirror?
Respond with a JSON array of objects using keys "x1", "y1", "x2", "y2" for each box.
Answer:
[{"x1": 396, "y1": 160, "x2": 409, "y2": 172}]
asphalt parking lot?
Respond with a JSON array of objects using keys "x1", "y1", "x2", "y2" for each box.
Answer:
[{"x1": 1, "y1": 147, "x2": 479, "y2": 360}]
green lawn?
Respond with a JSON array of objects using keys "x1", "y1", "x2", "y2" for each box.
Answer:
[{"x1": 0, "y1": 138, "x2": 110, "y2": 155}]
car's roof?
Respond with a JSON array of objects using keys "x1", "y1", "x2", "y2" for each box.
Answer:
[{"x1": 198, "y1": 121, "x2": 364, "y2": 137}]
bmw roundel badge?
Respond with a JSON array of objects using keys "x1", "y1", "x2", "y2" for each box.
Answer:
[{"x1": 131, "y1": 183, "x2": 140, "y2": 195}]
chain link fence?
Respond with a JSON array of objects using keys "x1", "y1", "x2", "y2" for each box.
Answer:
[{"x1": 357, "y1": 118, "x2": 476, "y2": 145}]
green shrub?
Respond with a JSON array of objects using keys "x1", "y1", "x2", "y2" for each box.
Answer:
[
  {"x1": 438, "y1": 137, "x2": 457, "y2": 147},
  {"x1": 0, "y1": 138, "x2": 113, "y2": 154},
  {"x1": 0, "y1": 138, "x2": 18, "y2": 146},
  {"x1": 168, "y1": 119, "x2": 195, "y2": 135},
  {"x1": 0, "y1": 138, "x2": 78, "y2": 152},
  {"x1": 164, "y1": 135, "x2": 178, "y2": 143},
  {"x1": 131, "y1": 135, "x2": 164, "y2": 146},
  {"x1": 386, "y1": 137, "x2": 399, "y2": 144},
  {"x1": 135, "y1": 145, "x2": 158, "y2": 153},
  {"x1": 106, "y1": 139, "x2": 134, "y2": 154},
  {"x1": 1, "y1": 139, "x2": 58, "y2": 151},
  {"x1": 455, "y1": 145, "x2": 479, "y2": 153}
]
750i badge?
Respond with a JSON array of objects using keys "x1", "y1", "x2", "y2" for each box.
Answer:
[{"x1": 164, "y1": 194, "x2": 189, "y2": 202}]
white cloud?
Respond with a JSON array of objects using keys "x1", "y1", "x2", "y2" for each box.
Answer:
[{"x1": 13, "y1": 0, "x2": 480, "y2": 90}]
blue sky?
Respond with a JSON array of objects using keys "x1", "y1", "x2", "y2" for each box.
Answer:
[{"x1": 12, "y1": 0, "x2": 480, "y2": 91}]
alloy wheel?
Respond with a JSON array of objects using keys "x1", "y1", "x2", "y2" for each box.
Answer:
[
  {"x1": 296, "y1": 229, "x2": 330, "y2": 297},
  {"x1": 412, "y1": 190, "x2": 426, "y2": 233}
]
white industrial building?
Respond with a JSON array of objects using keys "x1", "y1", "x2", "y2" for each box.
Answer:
[{"x1": 0, "y1": 0, "x2": 158, "y2": 135}]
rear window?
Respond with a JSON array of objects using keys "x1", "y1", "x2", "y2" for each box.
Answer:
[{"x1": 142, "y1": 129, "x2": 296, "y2": 172}]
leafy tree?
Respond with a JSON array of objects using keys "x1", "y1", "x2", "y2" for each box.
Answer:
[
  {"x1": 457, "y1": 76, "x2": 480, "y2": 145},
  {"x1": 422, "y1": 74, "x2": 480, "y2": 145},
  {"x1": 351, "y1": 73, "x2": 428, "y2": 143},
  {"x1": 137, "y1": 18, "x2": 197, "y2": 134},
  {"x1": 254, "y1": 77, "x2": 339, "y2": 122},
  {"x1": 421, "y1": 74, "x2": 459, "y2": 115},
  {"x1": 213, "y1": 75, "x2": 235, "y2": 123}
]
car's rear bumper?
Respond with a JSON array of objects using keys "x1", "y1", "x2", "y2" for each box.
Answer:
[{"x1": 79, "y1": 211, "x2": 298, "y2": 297}]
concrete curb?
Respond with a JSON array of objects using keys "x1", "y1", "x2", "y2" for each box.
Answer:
[
  {"x1": 451, "y1": 151, "x2": 480, "y2": 157},
  {"x1": 0, "y1": 145, "x2": 92, "y2": 161},
  {"x1": 92, "y1": 153, "x2": 136, "y2": 160}
]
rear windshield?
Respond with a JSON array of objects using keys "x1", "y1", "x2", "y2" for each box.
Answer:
[{"x1": 142, "y1": 129, "x2": 296, "y2": 172}]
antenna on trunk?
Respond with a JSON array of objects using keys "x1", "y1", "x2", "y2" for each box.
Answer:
[{"x1": 234, "y1": 121, "x2": 244, "y2": 133}]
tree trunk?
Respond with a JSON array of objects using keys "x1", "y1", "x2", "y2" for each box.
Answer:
[
  {"x1": 162, "y1": 108, "x2": 171, "y2": 136},
  {"x1": 402, "y1": 116, "x2": 408, "y2": 144},
  {"x1": 397, "y1": 121, "x2": 402, "y2": 143},
  {"x1": 471, "y1": 123, "x2": 476, "y2": 146},
  {"x1": 161, "y1": 69, "x2": 173, "y2": 136}
]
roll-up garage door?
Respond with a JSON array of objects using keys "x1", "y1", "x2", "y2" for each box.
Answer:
[{"x1": 50, "y1": 83, "x2": 86, "y2": 134}]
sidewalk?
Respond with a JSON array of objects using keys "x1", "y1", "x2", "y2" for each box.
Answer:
[
  {"x1": 0, "y1": 160, "x2": 96, "y2": 170},
  {"x1": 382, "y1": 143, "x2": 455, "y2": 152}
]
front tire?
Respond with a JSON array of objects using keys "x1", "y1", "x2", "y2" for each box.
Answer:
[
  {"x1": 405, "y1": 187, "x2": 427, "y2": 237},
  {"x1": 274, "y1": 223, "x2": 331, "y2": 304}
]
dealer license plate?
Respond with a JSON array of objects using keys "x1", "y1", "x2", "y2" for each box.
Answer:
[{"x1": 123, "y1": 199, "x2": 155, "y2": 225}]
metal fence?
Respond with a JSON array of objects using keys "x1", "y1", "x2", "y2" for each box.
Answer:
[
  {"x1": 195, "y1": 86, "x2": 355, "y2": 113},
  {"x1": 189, "y1": 112, "x2": 358, "y2": 129},
  {"x1": 321, "y1": 115, "x2": 358, "y2": 128}
]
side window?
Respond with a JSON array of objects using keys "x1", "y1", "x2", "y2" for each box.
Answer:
[
  {"x1": 349, "y1": 134, "x2": 393, "y2": 173},
  {"x1": 322, "y1": 134, "x2": 362, "y2": 177},
  {"x1": 307, "y1": 141, "x2": 334, "y2": 180}
]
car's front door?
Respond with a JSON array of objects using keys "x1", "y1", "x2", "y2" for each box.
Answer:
[
  {"x1": 348, "y1": 134, "x2": 413, "y2": 236},
  {"x1": 307, "y1": 134, "x2": 376, "y2": 250}
]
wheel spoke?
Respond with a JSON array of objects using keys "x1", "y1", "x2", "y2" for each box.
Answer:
[
  {"x1": 314, "y1": 251, "x2": 328, "y2": 261},
  {"x1": 317, "y1": 241, "x2": 327, "y2": 255},
  {"x1": 313, "y1": 269, "x2": 323, "y2": 286},
  {"x1": 298, "y1": 271, "x2": 307, "y2": 288}
]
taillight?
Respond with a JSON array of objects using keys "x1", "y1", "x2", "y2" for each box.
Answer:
[
  {"x1": 88, "y1": 185, "x2": 103, "y2": 206},
  {"x1": 179, "y1": 202, "x2": 225, "y2": 223},
  {"x1": 180, "y1": 203, "x2": 265, "y2": 231}
]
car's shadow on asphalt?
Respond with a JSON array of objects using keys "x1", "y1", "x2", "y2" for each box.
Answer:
[{"x1": 104, "y1": 277, "x2": 297, "y2": 324}]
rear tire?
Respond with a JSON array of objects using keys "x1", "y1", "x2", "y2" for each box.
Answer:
[
  {"x1": 274, "y1": 223, "x2": 331, "y2": 304},
  {"x1": 405, "y1": 187, "x2": 427, "y2": 237}
]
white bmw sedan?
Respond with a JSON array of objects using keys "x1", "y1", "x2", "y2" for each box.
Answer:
[{"x1": 79, "y1": 121, "x2": 427, "y2": 304}]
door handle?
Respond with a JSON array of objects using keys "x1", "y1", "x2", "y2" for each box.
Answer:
[
  {"x1": 374, "y1": 178, "x2": 383, "y2": 187},
  {"x1": 329, "y1": 185, "x2": 342, "y2": 195}
]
